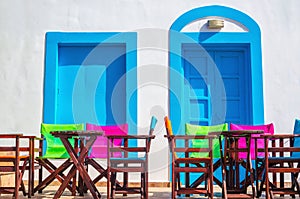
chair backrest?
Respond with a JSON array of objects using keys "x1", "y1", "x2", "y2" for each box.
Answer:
[
  {"x1": 164, "y1": 116, "x2": 178, "y2": 159},
  {"x1": 292, "y1": 119, "x2": 300, "y2": 157},
  {"x1": 147, "y1": 116, "x2": 158, "y2": 152},
  {"x1": 149, "y1": 116, "x2": 158, "y2": 136},
  {"x1": 185, "y1": 123, "x2": 228, "y2": 158},
  {"x1": 86, "y1": 123, "x2": 128, "y2": 158},
  {"x1": 41, "y1": 123, "x2": 84, "y2": 159},
  {"x1": 230, "y1": 123, "x2": 274, "y2": 159}
]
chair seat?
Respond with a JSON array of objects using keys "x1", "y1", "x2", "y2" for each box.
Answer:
[
  {"x1": 175, "y1": 157, "x2": 211, "y2": 164},
  {"x1": 0, "y1": 155, "x2": 30, "y2": 161},
  {"x1": 110, "y1": 157, "x2": 146, "y2": 162},
  {"x1": 258, "y1": 156, "x2": 300, "y2": 163},
  {"x1": 269, "y1": 156, "x2": 300, "y2": 162}
]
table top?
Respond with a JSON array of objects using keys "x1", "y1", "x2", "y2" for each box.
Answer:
[
  {"x1": 164, "y1": 134, "x2": 218, "y2": 139},
  {"x1": 51, "y1": 130, "x2": 103, "y2": 137},
  {"x1": 211, "y1": 130, "x2": 264, "y2": 136},
  {"x1": 0, "y1": 133, "x2": 23, "y2": 138},
  {"x1": 106, "y1": 134, "x2": 155, "y2": 139},
  {"x1": 257, "y1": 133, "x2": 300, "y2": 139}
]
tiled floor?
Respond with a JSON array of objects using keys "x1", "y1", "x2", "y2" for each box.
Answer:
[
  {"x1": 0, "y1": 186, "x2": 300, "y2": 199},
  {"x1": 1, "y1": 186, "x2": 214, "y2": 199},
  {"x1": 1, "y1": 186, "x2": 300, "y2": 198}
]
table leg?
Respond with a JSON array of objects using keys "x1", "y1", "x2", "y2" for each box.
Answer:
[
  {"x1": 53, "y1": 165, "x2": 77, "y2": 199},
  {"x1": 59, "y1": 136, "x2": 101, "y2": 199},
  {"x1": 28, "y1": 137, "x2": 34, "y2": 197},
  {"x1": 74, "y1": 137, "x2": 102, "y2": 198}
]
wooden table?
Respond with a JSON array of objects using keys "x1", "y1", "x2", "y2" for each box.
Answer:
[{"x1": 51, "y1": 130, "x2": 103, "y2": 199}]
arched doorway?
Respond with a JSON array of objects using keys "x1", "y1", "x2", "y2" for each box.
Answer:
[{"x1": 169, "y1": 5, "x2": 264, "y2": 134}]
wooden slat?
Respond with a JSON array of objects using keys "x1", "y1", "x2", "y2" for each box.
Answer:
[
  {"x1": 109, "y1": 147, "x2": 146, "y2": 152},
  {"x1": 174, "y1": 148, "x2": 211, "y2": 153}
]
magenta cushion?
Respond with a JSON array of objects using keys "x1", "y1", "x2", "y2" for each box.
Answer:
[
  {"x1": 230, "y1": 123, "x2": 274, "y2": 159},
  {"x1": 86, "y1": 123, "x2": 128, "y2": 158}
]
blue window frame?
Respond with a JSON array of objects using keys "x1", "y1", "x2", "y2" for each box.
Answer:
[{"x1": 44, "y1": 32, "x2": 137, "y2": 134}]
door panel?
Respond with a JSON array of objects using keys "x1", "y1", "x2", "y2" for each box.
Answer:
[
  {"x1": 57, "y1": 44, "x2": 126, "y2": 125},
  {"x1": 182, "y1": 44, "x2": 250, "y2": 125}
]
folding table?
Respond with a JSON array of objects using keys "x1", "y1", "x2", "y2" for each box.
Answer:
[{"x1": 51, "y1": 130, "x2": 103, "y2": 199}]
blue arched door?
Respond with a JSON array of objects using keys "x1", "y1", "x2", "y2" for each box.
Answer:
[{"x1": 169, "y1": 6, "x2": 264, "y2": 134}]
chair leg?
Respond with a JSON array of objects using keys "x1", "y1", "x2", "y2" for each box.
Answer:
[
  {"x1": 20, "y1": 179, "x2": 26, "y2": 196},
  {"x1": 111, "y1": 172, "x2": 117, "y2": 199},
  {"x1": 144, "y1": 172, "x2": 149, "y2": 199},
  {"x1": 172, "y1": 169, "x2": 176, "y2": 199},
  {"x1": 107, "y1": 167, "x2": 111, "y2": 199},
  {"x1": 14, "y1": 170, "x2": 21, "y2": 199},
  {"x1": 38, "y1": 164, "x2": 43, "y2": 193},
  {"x1": 141, "y1": 172, "x2": 145, "y2": 198}
]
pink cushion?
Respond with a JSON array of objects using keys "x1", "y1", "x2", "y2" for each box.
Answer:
[
  {"x1": 86, "y1": 123, "x2": 128, "y2": 158},
  {"x1": 230, "y1": 123, "x2": 274, "y2": 159}
]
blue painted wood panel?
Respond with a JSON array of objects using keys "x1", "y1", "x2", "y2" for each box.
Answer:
[
  {"x1": 182, "y1": 43, "x2": 251, "y2": 126},
  {"x1": 57, "y1": 44, "x2": 126, "y2": 125},
  {"x1": 58, "y1": 65, "x2": 106, "y2": 124}
]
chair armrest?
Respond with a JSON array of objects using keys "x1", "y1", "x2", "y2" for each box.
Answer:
[
  {"x1": 164, "y1": 134, "x2": 217, "y2": 140},
  {"x1": 107, "y1": 135, "x2": 156, "y2": 157},
  {"x1": 164, "y1": 134, "x2": 218, "y2": 159}
]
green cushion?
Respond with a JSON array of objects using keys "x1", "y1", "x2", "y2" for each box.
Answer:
[
  {"x1": 41, "y1": 123, "x2": 84, "y2": 159},
  {"x1": 185, "y1": 123, "x2": 228, "y2": 158}
]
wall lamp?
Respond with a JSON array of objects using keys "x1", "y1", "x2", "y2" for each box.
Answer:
[{"x1": 208, "y1": 19, "x2": 224, "y2": 29}]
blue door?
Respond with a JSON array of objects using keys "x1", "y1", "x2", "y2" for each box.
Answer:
[{"x1": 182, "y1": 44, "x2": 251, "y2": 125}]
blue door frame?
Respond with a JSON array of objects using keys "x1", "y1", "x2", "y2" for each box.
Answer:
[
  {"x1": 44, "y1": 32, "x2": 137, "y2": 135},
  {"x1": 169, "y1": 5, "x2": 264, "y2": 135},
  {"x1": 168, "y1": 5, "x2": 263, "y2": 184}
]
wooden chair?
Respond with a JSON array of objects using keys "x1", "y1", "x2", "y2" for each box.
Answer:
[
  {"x1": 185, "y1": 122, "x2": 228, "y2": 189},
  {"x1": 256, "y1": 134, "x2": 300, "y2": 199},
  {"x1": 220, "y1": 131, "x2": 259, "y2": 199},
  {"x1": 34, "y1": 123, "x2": 84, "y2": 194},
  {"x1": 164, "y1": 116, "x2": 216, "y2": 199},
  {"x1": 0, "y1": 134, "x2": 35, "y2": 199},
  {"x1": 82, "y1": 123, "x2": 128, "y2": 195},
  {"x1": 106, "y1": 116, "x2": 157, "y2": 199},
  {"x1": 230, "y1": 123, "x2": 274, "y2": 196}
]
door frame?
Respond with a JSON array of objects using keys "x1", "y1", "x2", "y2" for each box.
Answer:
[
  {"x1": 44, "y1": 32, "x2": 137, "y2": 134},
  {"x1": 169, "y1": 5, "x2": 263, "y2": 134}
]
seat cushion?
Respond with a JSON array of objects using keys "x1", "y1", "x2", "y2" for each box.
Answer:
[
  {"x1": 41, "y1": 123, "x2": 84, "y2": 159},
  {"x1": 230, "y1": 123, "x2": 274, "y2": 159},
  {"x1": 86, "y1": 123, "x2": 128, "y2": 158},
  {"x1": 185, "y1": 123, "x2": 228, "y2": 158}
]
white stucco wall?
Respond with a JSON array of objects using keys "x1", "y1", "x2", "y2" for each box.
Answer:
[{"x1": 1, "y1": 0, "x2": 300, "y2": 183}]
